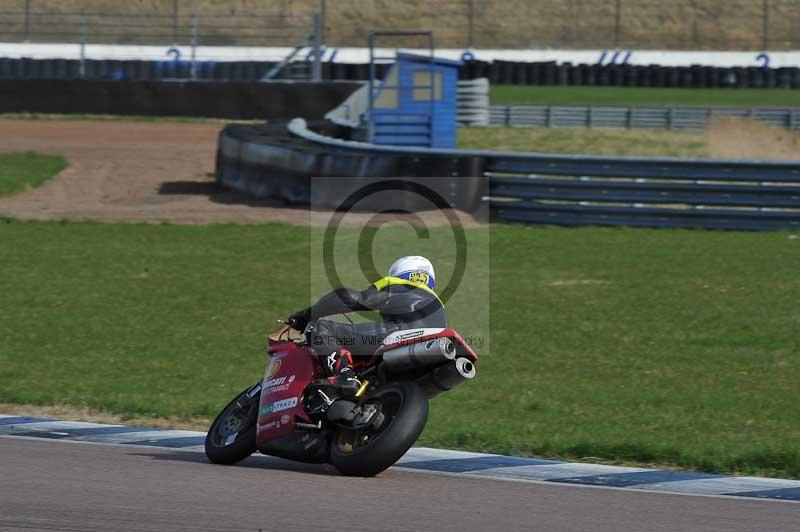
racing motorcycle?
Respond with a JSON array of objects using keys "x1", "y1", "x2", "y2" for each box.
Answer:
[{"x1": 205, "y1": 320, "x2": 478, "y2": 476}]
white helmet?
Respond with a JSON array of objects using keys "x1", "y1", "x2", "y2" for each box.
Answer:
[{"x1": 388, "y1": 256, "x2": 436, "y2": 289}]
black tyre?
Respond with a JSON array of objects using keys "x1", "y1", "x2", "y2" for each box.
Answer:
[
  {"x1": 330, "y1": 381, "x2": 428, "y2": 477},
  {"x1": 205, "y1": 384, "x2": 259, "y2": 465}
]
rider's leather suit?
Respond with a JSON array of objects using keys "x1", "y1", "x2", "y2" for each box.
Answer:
[{"x1": 292, "y1": 277, "x2": 447, "y2": 372}]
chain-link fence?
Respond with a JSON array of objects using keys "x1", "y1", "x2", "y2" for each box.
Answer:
[
  {"x1": 0, "y1": 5, "x2": 315, "y2": 47},
  {"x1": 353, "y1": 0, "x2": 799, "y2": 50},
  {"x1": 1, "y1": 0, "x2": 799, "y2": 50},
  {"x1": 0, "y1": 3, "x2": 324, "y2": 79}
]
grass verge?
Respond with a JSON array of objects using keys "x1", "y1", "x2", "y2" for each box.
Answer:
[
  {"x1": 459, "y1": 127, "x2": 706, "y2": 157},
  {"x1": 491, "y1": 86, "x2": 800, "y2": 107},
  {"x1": 0, "y1": 152, "x2": 67, "y2": 197},
  {"x1": 0, "y1": 219, "x2": 798, "y2": 478}
]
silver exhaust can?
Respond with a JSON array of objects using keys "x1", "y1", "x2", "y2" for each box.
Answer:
[
  {"x1": 415, "y1": 357, "x2": 477, "y2": 399},
  {"x1": 382, "y1": 337, "x2": 456, "y2": 373}
]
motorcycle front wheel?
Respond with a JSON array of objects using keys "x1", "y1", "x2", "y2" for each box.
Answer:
[
  {"x1": 330, "y1": 381, "x2": 429, "y2": 477},
  {"x1": 205, "y1": 384, "x2": 259, "y2": 465}
]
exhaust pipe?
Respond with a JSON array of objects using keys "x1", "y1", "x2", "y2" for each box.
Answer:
[
  {"x1": 415, "y1": 357, "x2": 476, "y2": 399},
  {"x1": 383, "y1": 337, "x2": 456, "y2": 373}
]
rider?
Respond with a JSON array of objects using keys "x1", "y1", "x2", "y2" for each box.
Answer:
[{"x1": 288, "y1": 256, "x2": 447, "y2": 395}]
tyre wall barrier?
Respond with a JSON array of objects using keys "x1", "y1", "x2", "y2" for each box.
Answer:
[
  {"x1": 216, "y1": 121, "x2": 484, "y2": 212},
  {"x1": 463, "y1": 60, "x2": 800, "y2": 89},
  {"x1": 0, "y1": 79, "x2": 362, "y2": 119},
  {"x1": 217, "y1": 118, "x2": 800, "y2": 232},
  {"x1": 1, "y1": 57, "x2": 799, "y2": 88}
]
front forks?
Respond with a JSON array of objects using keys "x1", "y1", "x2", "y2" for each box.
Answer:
[{"x1": 234, "y1": 381, "x2": 262, "y2": 414}]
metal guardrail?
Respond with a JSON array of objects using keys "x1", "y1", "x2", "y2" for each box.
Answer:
[
  {"x1": 488, "y1": 104, "x2": 800, "y2": 132},
  {"x1": 287, "y1": 118, "x2": 800, "y2": 231}
]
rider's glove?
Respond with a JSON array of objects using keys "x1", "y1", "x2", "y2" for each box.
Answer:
[{"x1": 287, "y1": 308, "x2": 311, "y2": 331}]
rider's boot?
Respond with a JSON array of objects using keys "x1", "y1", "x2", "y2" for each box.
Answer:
[
  {"x1": 329, "y1": 349, "x2": 362, "y2": 395},
  {"x1": 314, "y1": 349, "x2": 361, "y2": 396}
]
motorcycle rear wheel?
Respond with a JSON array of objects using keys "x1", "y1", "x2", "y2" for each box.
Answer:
[
  {"x1": 330, "y1": 381, "x2": 428, "y2": 477},
  {"x1": 205, "y1": 385, "x2": 259, "y2": 465}
]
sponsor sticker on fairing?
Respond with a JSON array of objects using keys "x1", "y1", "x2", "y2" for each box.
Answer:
[
  {"x1": 397, "y1": 330, "x2": 425, "y2": 340},
  {"x1": 270, "y1": 397, "x2": 298, "y2": 412}
]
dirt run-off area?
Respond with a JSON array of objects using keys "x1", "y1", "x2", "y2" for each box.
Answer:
[
  {"x1": 0, "y1": 120, "x2": 477, "y2": 227},
  {"x1": 1, "y1": 119, "x2": 796, "y2": 226}
]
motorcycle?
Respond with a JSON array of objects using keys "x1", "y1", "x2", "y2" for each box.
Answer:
[{"x1": 205, "y1": 319, "x2": 478, "y2": 476}]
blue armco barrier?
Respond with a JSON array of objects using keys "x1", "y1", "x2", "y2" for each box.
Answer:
[{"x1": 286, "y1": 118, "x2": 800, "y2": 231}]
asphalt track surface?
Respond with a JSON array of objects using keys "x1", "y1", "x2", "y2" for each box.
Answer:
[{"x1": 1, "y1": 437, "x2": 798, "y2": 532}]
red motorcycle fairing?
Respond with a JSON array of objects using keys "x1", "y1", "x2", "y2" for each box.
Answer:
[{"x1": 255, "y1": 344, "x2": 317, "y2": 447}]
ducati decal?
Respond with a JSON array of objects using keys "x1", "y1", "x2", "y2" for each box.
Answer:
[
  {"x1": 264, "y1": 376, "x2": 287, "y2": 388},
  {"x1": 263, "y1": 375, "x2": 296, "y2": 392}
]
